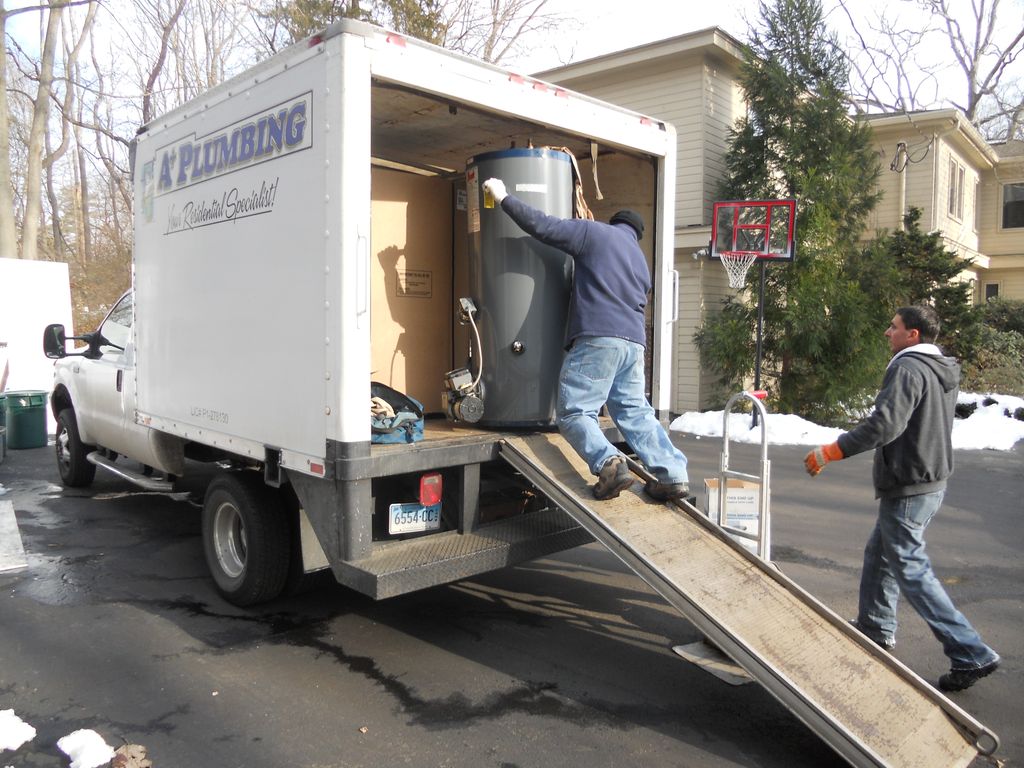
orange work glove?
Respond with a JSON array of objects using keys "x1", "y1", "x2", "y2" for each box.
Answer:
[{"x1": 804, "y1": 442, "x2": 843, "y2": 476}]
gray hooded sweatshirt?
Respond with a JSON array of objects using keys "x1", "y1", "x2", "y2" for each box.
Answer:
[{"x1": 837, "y1": 345, "x2": 960, "y2": 499}]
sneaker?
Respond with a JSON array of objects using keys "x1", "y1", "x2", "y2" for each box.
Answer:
[
  {"x1": 592, "y1": 456, "x2": 634, "y2": 500},
  {"x1": 644, "y1": 480, "x2": 690, "y2": 501},
  {"x1": 938, "y1": 658, "x2": 1000, "y2": 692},
  {"x1": 849, "y1": 620, "x2": 896, "y2": 651}
]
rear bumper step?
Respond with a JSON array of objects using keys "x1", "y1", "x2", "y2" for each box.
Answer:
[{"x1": 334, "y1": 508, "x2": 591, "y2": 599}]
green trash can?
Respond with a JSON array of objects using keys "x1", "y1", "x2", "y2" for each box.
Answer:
[{"x1": 2, "y1": 390, "x2": 49, "y2": 449}]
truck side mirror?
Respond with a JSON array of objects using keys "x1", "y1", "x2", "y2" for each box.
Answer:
[{"x1": 43, "y1": 324, "x2": 67, "y2": 359}]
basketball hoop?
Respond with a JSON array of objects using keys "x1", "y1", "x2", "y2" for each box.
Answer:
[
  {"x1": 719, "y1": 251, "x2": 760, "y2": 288},
  {"x1": 710, "y1": 199, "x2": 796, "y2": 288}
]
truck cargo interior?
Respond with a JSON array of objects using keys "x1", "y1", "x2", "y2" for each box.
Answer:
[{"x1": 368, "y1": 81, "x2": 659, "y2": 412}]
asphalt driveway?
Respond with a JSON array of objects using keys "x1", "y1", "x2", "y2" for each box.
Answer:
[{"x1": 0, "y1": 432, "x2": 1020, "y2": 767}]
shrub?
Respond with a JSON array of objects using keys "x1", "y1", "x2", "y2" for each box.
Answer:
[
  {"x1": 959, "y1": 326, "x2": 1024, "y2": 396},
  {"x1": 978, "y1": 297, "x2": 1024, "y2": 336}
]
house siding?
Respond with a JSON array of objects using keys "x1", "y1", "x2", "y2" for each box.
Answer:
[
  {"x1": 981, "y1": 269, "x2": 1024, "y2": 300},
  {"x1": 979, "y1": 160, "x2": 1024, "y2": 269}
]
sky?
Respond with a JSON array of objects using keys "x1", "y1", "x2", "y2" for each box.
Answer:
[
  {"x1": 512, "y1": 0, "x2": 759, "y2": 71},
  {"x1": 509, "y1": 0, "x2": 929, "y2": 72},
  {"x1": 6, "y1": 0, "x2": 1002, "y2": 116}
]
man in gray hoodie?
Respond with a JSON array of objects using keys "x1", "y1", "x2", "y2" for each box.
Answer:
[{"x1": 804, "y1": 305, "x2": 999, "y2": 692}]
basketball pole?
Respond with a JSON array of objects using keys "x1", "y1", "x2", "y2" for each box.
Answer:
[{"x1": 752, "y1": 260, "x2": 767, "y2": 428}]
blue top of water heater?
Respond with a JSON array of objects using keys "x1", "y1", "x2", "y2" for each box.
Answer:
[{"x1": 469, "y1": 147, "x2": 571, "y2": 165}]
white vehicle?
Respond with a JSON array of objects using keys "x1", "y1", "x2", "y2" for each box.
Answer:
[{"x1": 43, "y1": 19, "x2": 678, "y2": 607}]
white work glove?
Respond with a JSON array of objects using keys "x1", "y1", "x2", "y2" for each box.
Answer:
[{"x1": 483, "y1": 178, "x2": 507, "y2": 204}]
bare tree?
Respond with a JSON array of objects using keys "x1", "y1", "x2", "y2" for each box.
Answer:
[
  {"x1": 440, "y1": 0, "x2": 563, "y2": 64},
  {"x1": 41, "y1": 1, "x2": 98, "y2": 261},
  {"x1": 241, "y1": 0, "x2": 568, "y2": 65},
  {"x1": 837, "y1": 0, "x2": 1024, "y2": 140},
  {"x1": 0, "y1": 1, "x2": 17, "y2": 256},
  {"x1": 1, "y1": 0, "x2": 96, "y2": 260},
  {"x1": 19, "y1": 3, "x2": 63, "y2": 261}
]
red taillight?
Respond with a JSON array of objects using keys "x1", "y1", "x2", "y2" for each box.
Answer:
[{"x1": 419, "y1": 473, "x2": 442, "y2": 506}]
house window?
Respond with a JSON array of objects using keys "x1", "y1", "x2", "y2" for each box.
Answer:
[
  {"x1": 1002, "y1": 181, "x2": 1024, "y2": 229},
  {"x1": 984, "y1": 283, "x2": 1000, "y2": 301},
  {"x1": 947, "y1": 158, "x2": 965, "y2": 220}
]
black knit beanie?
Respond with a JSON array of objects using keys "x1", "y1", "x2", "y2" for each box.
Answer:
[{"x1": 610, "y1": 209, "x2": 644, "y2": 240}]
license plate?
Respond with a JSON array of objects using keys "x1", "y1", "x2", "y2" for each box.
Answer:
[{"x1": 388, "y1": 502, "x2": 441, "y2": 535}]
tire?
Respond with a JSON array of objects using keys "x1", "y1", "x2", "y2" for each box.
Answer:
[
  {"x1": 202, "y1": 472, "x2": 290, "y2": 606},
  {"x1": 55, "y1": 408, "x2": 97, "y2": 487}
]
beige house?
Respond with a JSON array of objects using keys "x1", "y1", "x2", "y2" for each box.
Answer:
[
  {"x1": 862, "y1": 111, "x2": 1024, "y2": 303},
  {"x1": 539, "y1": 29, "x2": 1024, "y2": 413}
]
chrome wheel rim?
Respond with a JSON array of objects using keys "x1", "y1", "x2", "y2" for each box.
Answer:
[
  {"x1": 56, "y1": 425, "x2": 71, "y2": 471},
  {"x1": 212, "y1": 501, "x2": 247, "y2": 579}
]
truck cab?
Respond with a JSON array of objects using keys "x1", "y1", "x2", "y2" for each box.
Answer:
[{"x1": 45, "y1": 291, "x2": 185, "y2": 488}]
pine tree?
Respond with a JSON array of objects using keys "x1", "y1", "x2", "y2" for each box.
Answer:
[
  {"x1": 851, "y1": 207, "x2": 979, "y2": 363},
  {"x1": 696, "y1": 0, "x2": 883, "y2": 424}
]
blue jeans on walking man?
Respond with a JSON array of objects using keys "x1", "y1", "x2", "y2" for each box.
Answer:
[
  {"x1": 856, "y1": 490, "x2": 999, "y2": 670},
  {"x1": 556, "y1": 337, "x2": 688, "y2": 484}
]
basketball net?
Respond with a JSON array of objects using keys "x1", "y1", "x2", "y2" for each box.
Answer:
[{"x1": 719, "y1": 251, "x2": 759, "y2": 289}]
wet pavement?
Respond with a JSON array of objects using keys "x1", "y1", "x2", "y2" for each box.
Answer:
[{"x1": 0, "y1": 433, "x2": 1020, "y2": 767}]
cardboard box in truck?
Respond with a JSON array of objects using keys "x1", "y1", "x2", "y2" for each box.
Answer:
[{"x1": 42, "y1": 20, "x2": 678, "y2": 606}]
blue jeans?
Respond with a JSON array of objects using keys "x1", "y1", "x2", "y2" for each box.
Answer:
[
  {"x1": 856, "y1": 491, "x2": 998, "y2": 669},
  {"x1": 556, "y1": 337, "x2": 688, "y2": 483}
]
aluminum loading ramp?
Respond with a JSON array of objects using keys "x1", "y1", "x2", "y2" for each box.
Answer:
[{"x1": 499, "y1": 433, "x2": 998, "y2": 768}]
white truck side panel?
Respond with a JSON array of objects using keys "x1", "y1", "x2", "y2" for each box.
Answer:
[
  {"x1": 134, "y1": 43, "x2": 333, "y2": 468},
  {"x1": 326, "y1": 33, "x2": 373, "y2": 446},
  {"x1": 130, "y1": 22, "x2": 678, "y2": 475}
]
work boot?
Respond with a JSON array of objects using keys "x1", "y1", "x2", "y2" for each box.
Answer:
[
  {"x1": 593, "y1": 456, "x2": 634, "y2": 500},
  {"x1": 644, "y1": 479, "x2": 689, "y2": 502},
  {"x1": 938, "y1": 657, "x2": 1000, "y2": 692}
]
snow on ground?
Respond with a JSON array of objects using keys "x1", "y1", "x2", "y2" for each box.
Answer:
[
  {"x1": 2, "y1": 713, "x2": 117, "y2": 768},
  {"x1": 56, "y1": 729, "x2": 116, "y2": 768},
  {"x1": 0, "y1": 709, "x2": 36, "y2": 752},
  {"x1": 671, "y1": 393, "x2": 1024, "y2": 451}
]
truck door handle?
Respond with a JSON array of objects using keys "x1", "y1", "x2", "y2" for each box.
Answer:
[{"x1": 116, "y1": 370, "x2": 123, "y2": 392}]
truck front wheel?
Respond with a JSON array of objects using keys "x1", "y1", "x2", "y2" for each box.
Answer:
[
  {"x1": 202, "y1": 472, "x2": 290, "y2": 606},
  {"x1": 55, "y1": 408, "x2": 97, "y2": 487}
]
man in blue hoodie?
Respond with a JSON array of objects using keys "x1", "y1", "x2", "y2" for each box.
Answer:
[
  {"x1": 805, "y1": 305, "x2": 999, "y2": 691},
  {"x1": 481, "y1": 177, "x2": 688, "y2": 502}
]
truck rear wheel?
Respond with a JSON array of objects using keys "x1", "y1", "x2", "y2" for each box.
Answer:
[
  {"x1": 55, "y1": 408, "x2": 97, "y2": 487},
  {"x1": 202, "y1": 472, "x2": 290, "y2": 606}
]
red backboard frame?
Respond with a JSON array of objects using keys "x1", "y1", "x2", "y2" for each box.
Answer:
[{"x1": 710, "y1": 199, "x2": 796, "y2": 261}]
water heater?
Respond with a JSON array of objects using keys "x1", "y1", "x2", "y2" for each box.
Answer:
[{"x1": 465, "y1": 148, "x2": 574, "y2": 427}]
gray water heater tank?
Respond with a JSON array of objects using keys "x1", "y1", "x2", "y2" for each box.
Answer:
[{"x1": 466, "y1": 148, "x2": 574, "y2": 427}]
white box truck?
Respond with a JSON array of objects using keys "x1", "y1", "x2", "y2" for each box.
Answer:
[{"x1": 43, "y1": 20, "x2": 679, "y2": 606}]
